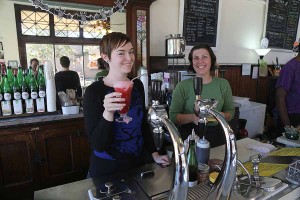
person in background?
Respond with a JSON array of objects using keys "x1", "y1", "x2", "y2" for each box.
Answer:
[
  {"x1": 83, "y1": 32, "x2": 169, "y2": 178},
  {"x1": 275, "y1": 39, "x2": 300, "y2": 137},
  {"x1": 94, "y1": 57, "x2": 109, "y2": 80},
  {"x1": 54, "y1": 56, "x2": 82, "y2": 97},
  {"x1": 29, "y1": 58, "x2": 39, "y2": 76},
  {"x1": 169, "y1": 44, "x2": 235, "y2": 147}
]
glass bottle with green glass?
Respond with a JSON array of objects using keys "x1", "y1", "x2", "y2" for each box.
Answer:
[
  {"x1": 12, "y1": 73, "x2": 23, "y2": 114},
  {"x1": 17, "y1": 65, "x2": 23, "y2": 87},
  {"x1": 36, "y1": 67, "x2": 46, "y2": 112},
  {"x1": 6, "y1": 65, "x2": 14, "y2": 84},
  {"x1": 2, "y1": 74, "x2": 12, "y2": 115},
  {"x1": 0, "y1": 74, "x2": 3, "y2": 102},
  {"x1": 187, "y1": 129, "x2": 198, "y2": 187}
]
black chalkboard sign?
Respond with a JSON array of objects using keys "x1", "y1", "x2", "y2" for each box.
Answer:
[
  {"x1": 183, "y1": 0, "x2": 219, "y2": 47},
  {"x1": 266, "y1": 0, "x2": 300, "y2": 50}
]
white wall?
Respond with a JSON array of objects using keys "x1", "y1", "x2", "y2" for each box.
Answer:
[
  {"x1": 150, "y1": 0, "x2": 300, "y2": 65},
  {"x1": 0, "y1": 0, "x2": 20, "y2": 63},
  {"x1": 1, "y1": 0, "x2": 299, "y2": 65}
]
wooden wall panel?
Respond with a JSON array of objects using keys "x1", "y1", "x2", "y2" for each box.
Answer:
[{"x1": 219, "y1": 65, "x2": 274, "y2": 104}]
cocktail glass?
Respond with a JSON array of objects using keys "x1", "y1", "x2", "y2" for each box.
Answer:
[{"x1": 113, "y1": 80, "x2": 133, "y2": 123}]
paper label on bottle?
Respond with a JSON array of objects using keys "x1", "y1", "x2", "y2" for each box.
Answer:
[
  {"x1": 4, "y1": 93, "x2": 11, "y2": 101},
  {"x1": 13, "y1": 99, "x2": 23, "y2": 115},
  {"x1": 39, "y1": 91, "x2": 46, "y2": 98},
  {"x1": 1, "y1": 101, "x2": 12, "y2": 115},
  {"x1": 25, "y1": 99, "x2": 34, "y2": 113},
  {"x1": 22, "y1": 92, "x2": 29, "y2": 100},
  {"x1": 14, "y1": 92, "x2": 21, "y2": 100},
  {"x1": 31, "y1": 92, "x2": 38, "y2": 99},
  {"x1": 36, "y1": 98, "x2": 45, "y2": 112}
]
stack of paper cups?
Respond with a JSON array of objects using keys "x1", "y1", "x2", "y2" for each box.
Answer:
[
  {"x1": 44, "y1": 60, "x2": 55, "y2": 80},
  {"x1": 46, "y1": 79, "x2": 57, "y2": 112},
  {"x1": 140, "y1": 69, "x2": 149, "y2": 107}
]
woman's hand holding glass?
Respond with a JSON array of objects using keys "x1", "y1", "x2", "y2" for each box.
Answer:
[{"x1": 103, "y1": 92, "x2": 125, "y2": 122}]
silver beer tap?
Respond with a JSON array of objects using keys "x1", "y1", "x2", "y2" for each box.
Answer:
[
  {"x1": 148, "y1": 79, "x2": 188, "y2": 200},
  {"x1": 193, "y1": 77, "x2": 237, "y2": 200},
  {"x1": 147, "y1": 77, "x2": 237, "y2": 200},
  {"x1": 148, "y1": 100, "x2": 189, "y2": 200}
]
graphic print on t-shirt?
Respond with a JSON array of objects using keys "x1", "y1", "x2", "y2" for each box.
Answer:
[{"x1": 112, "y1": 87, "x2": 144, "y2": 157}]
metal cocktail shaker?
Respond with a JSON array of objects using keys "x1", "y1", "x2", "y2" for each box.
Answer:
[{"x1": 196, "y1": 136, "x2": 210, "y2": 164}]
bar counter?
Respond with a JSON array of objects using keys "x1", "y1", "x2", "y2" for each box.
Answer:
[
  {"x1": 34, "y1": 138, "x2": 300, "y2": 200},
  {"x1": 0, "y1": 112, "x2": 84, "y2": 129},
  {"x1": 0, "y1": 112, "x2": 88, "y2": 200}
]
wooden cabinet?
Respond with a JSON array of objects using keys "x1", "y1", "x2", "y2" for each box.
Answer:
[{"x1": 0, "y1": 118, "x2": 90, "y2": 200}]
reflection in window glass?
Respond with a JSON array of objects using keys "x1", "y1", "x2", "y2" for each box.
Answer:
[
  {"x1": 54, "y1": 45, "x2": 83, "y2": 85},
  {"x1": 83, "y1": 46, "x2": 101, "y2": 86},
  {"x1": 25, "y1": 44, "x2": 100, "y2": 87},
  {"x1": 25, "y1": 43, "x2": 54, "y2": 67},
  {"x1": 54, "y1": 16, "x2": 79, "y2": 38},
  {"x1": 21, "y1": 10, "x2": 50, "y2": 36}
]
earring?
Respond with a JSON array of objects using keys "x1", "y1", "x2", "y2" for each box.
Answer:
[{"x1": 106, "y1": 60, "x2": 109, "y2": 63}]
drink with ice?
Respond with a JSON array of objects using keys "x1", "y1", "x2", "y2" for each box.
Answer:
[{"x1": 113, "y1": 80, "x2": 133, "y2": 123}]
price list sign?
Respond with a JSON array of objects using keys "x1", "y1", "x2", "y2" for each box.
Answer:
[
  {"x1": 183, "y1": 0, "x2": 219, "y2": 47},
  {"x1": 266, "y1": 0, "x2": 300, "y2": 50}
]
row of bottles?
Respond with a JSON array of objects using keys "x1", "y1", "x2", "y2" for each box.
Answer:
[{"x1": 0, "y1": 65, "x2": 46, "y2": 116}]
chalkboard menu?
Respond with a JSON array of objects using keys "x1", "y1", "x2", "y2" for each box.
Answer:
[
  {"x1": 266, "y1": 0, "x2": 300, "y2": 50},
  {"x1": 183, "y1": 0, "x2": 219, "y2": 47}
]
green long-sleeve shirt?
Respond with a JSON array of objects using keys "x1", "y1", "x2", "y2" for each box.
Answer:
[{"x1": 169, "y1": 77, "x2": 235, "y2": 124}]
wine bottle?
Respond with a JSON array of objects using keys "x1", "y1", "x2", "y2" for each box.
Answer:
[
  {"x1": 26, "y1": 66, "x2": 33, "y2": 85},
  {"x1": 2, "y1": 75, "x2": 12, "y2": 115},
  {"x1": 36, "y1": 68, "x2": 46, "y2": 112},
  {"x1": 3, "y1": 75, "x2": 12, "y2": 101},
  {"x1": 38, "y1": 68, "x2": 46, "y2": 98},
  {"x1": 187, "y1": 129, "x2": 198, "y2": 187},
  {"x1": 12, "y1": 74, "x2": 21, "y2": 100},
  {"x1": 29, "y1": 74, "x2": 38, "y2": 100},
  {"x1": 12, "y1": 74, "x2": 23, "y2": 114},
  {"x1": 17, "y1": 65, "x2": 23, "y2": 87},
  {"x1": 0, "y1": 74, "x2": 3, "y2": 101},
  {"x1": 6, "y1": 65, "x2": 14, "y2": 84},
  {"x1": 21, "y1": 73, "x2": 29, "y2": 100}
]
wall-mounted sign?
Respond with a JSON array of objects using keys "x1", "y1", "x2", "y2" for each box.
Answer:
[
  {"x1": 266, "y1": 0, "x2": 300, "y2": 50},
  {"x1": 182, "y1": 0, "x2": 220, "y2": 47}
]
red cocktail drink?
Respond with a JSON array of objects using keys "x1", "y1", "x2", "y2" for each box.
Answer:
[{"x1": 113, "y1": 80, "x2": 133, "y2": 123}]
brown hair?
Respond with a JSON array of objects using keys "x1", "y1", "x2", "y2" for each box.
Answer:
[
  {"x1": 97, "y1": 57, "x2": 108, "y2": 70},
  {"x1": 99, "y1": 32, "x2": 132, "y2": 59},
  {"x1": 187, "y1": 44, "x2": 217, "y2": 73},
  {"x1": 30, "y1": 58, "x2": 39, "y2": 65},
  {"x1": 60, "y1": 56, "x2": 70, "y2": 68}
]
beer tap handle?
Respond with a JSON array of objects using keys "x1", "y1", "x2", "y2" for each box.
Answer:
[{"x1": 193, "y1": 77, "x2": 203, "y2": 100}]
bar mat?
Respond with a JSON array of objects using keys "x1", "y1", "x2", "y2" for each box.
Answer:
[
  {"x1": 269, "y1": 147, "x2": 300, "y2": 156},
  {"x1": 241, "y1": 162, "x2": 288, "y2": 177}
]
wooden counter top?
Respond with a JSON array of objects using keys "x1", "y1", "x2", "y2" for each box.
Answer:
[{"x1": 0, "y1": 112, "x2": 84, "y2": 129}]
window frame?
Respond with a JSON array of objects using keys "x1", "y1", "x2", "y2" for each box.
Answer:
[{"x1": 15, "y1": 4, "x2": 100, "y2": 68}]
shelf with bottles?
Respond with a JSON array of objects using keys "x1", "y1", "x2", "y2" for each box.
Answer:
[{"x1": 0, "y1": 64, "x2": 49, "y2": 118}]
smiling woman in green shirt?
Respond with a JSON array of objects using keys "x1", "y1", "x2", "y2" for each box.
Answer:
[{"x1": 169, "y1": 44, "x2": 235, "y2": 147}]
